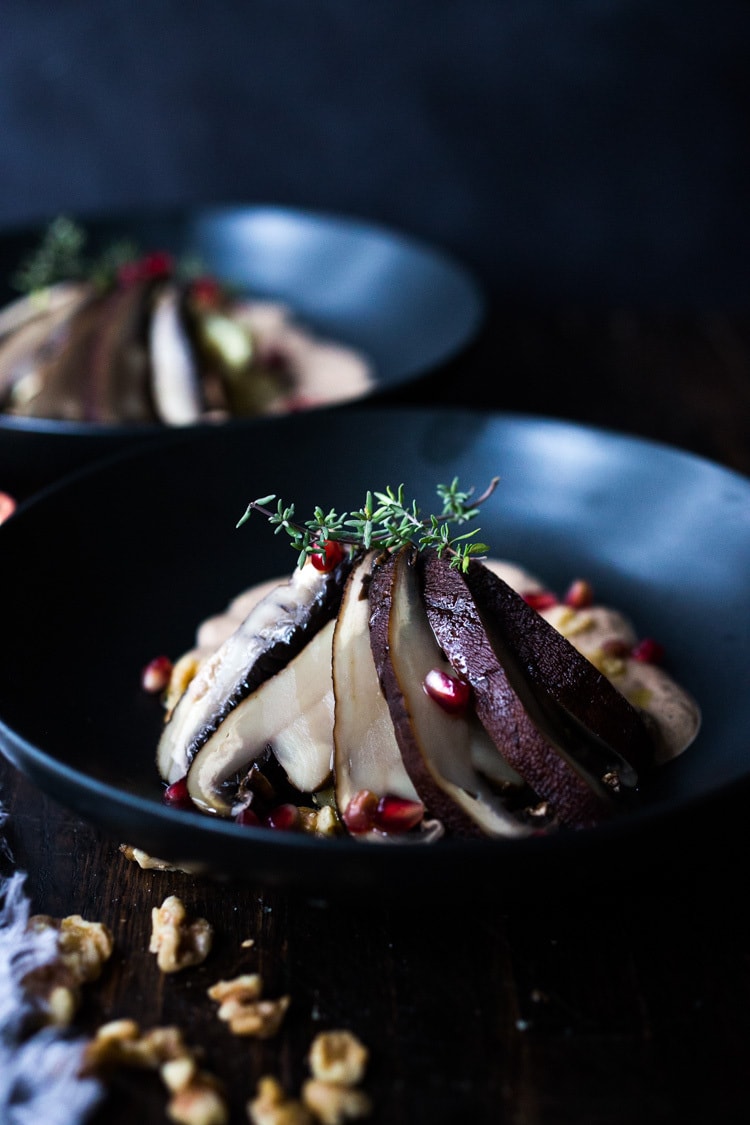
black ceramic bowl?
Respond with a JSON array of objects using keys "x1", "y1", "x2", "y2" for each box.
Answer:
[
  {"x1": 1, "y1": 407, "x2": 749, "y2": 895},
  {"x1": 0, "y1": 205, "x2": 484, "y2": 499}
]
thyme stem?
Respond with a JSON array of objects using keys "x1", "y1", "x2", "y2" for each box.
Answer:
[{"x1": 237, "y1": 478, "x2": 499, "y2": 572}]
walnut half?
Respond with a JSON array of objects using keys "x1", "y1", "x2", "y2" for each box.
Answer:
[
  {"x1": 150, "y1": 895, "x2": 213, "y2": 973},
  {"x1": 207, "y1": 974, "x2": 290, "y2": 1039}
]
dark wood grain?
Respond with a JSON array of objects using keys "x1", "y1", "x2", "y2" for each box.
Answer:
[{"x1": 2, "y1": 304, "x2": 750, "y2": 1123}]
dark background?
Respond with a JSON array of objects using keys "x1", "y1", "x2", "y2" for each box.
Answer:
[{"x1": 2, "y1": 0, "x2": 750, "y2": 310}]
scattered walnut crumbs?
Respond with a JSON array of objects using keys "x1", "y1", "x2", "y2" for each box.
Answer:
[
  {"x1": 120, "y1": 843, "x2": 185, "y2": 871},
  {"x1": 247, "y1": 1076, "x2": 313, "y2": 1125},
  {"x1": 301, "y1": 1079, "x2": 372, "y2": 1125},
  {"x1": 22, "y1": 913, "x2": 113, "y2": 1026},
  {"x1": 207, "y1": 973, "x2": 290, "y2": 1038},
  {"x1": 84, "y1": 1019, "x2": 228, "y2": 1125},
  {"x1": 150, "y1": 895, "x2": 213, "y2": 973}
]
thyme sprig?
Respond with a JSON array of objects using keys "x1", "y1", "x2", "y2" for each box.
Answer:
[
  {"x1": 11, "y1": 215, "x2": 205, "y2": 294},
  {"x1": 237, "y1": 477, "x2": 499, "y2": 571}
]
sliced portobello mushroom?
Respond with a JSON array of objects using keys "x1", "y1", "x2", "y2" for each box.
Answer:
[
  {"x1": 332, "y1": 551, "x2": 420, "y2": 824},
  {"x1": 157, "y1": 554, "x2": 353, "y2": 784},
  {"x1": 186, "y1": 618, "x2": 336, "y2": 815},
  {"x1": 368, "y1": 548, "x2": 540, "y2": 838},
  {"x1": 419, "y1": 551, "x2": 656, "y2": 828},
  {"x1": 0, "y1": 282, "x2": 90, "y2": 341},
  {"x1": 149, "y1": 284, "x2": 204, "y2": 424},
  {"x1": 15, "y1": 280, "x2": 157, "y2": 422},
  {"x1": 0, "y1": 283, "x2": 92, "y2": 411}
]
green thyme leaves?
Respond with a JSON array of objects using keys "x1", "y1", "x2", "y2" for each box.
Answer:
[{"x1": 237, "y1": 477, "x2": 499, "y2": 571}]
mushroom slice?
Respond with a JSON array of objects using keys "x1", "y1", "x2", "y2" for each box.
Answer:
[
  {"x1": 0, "y1": 283, "x2": 92, "y2": 407},
  {"x1": 368, "y1": 549, "x2": 538, "y2": 838},
  {"x1": 157, "y1": 556, "x2": 352, "y2": 784},
  {"x1": 149, "y1": 285, "x2": 203, "y2": 424},
  {"x1": 186, "y1": 619, "x2": 336, "y2": 815},
  {"x1": 0, "y1": 282, "x2": 90, "y2": 340},
  {"x1": 332, "y1": 551, "x2": 419, "y2": 824},
  {"x1": 420, "y1": 551, "x2": 655, "y2": 828}
]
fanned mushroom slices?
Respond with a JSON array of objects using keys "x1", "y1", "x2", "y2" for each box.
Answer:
[{"x1": 156, "y1": 546, "x2": 700, "y2": 839}]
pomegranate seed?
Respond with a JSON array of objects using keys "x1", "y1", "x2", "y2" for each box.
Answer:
[
  {"x1": 310, "y1": 539, "x2": 346, "y2": 572},
  {"x1": 631, "y1": 638, "x2": 665, "y2": 664},
  {"x1": 374, "y1": 795, "x2": 425, "y2": 834},
  {"x1": 236, "y1": 806, "x2": 261, "y2": 827},
  {"x1": 163, "y1": 777, "x2": 192, "y2": 808},
  {"x1": 0, "y1": 490, "x2": 17, "y2": 525},
  {"x1": 140, "y1": 250, "x2": 174, "y2": 279},
  {"x1": 141, "y1": 655, "x2": 173, "y2": 693},
  {"x1": 189, "y1": 275, "x2": 222, "y2": 307},
  {"x1": 563, "y1": 579, "x2": 594, "y2": 608},
  {"x1": 265, "y1": 803, "x2": 301, "y2": 831},
  {"x1": 423, "y1": 668, "x2": 472, "y2": 715},
  {"x1": 285, "y1": 395, "x2": 317, "y2": 413},
  {"x1": 342, "y1": 790, "x2": 379, "y2": 834},
  {"x1": 522, "y1": 591, "x2": 558, "y2": 611},
  {"x1": 117, "y1": 251, "x2": 173, "y2": 286}
]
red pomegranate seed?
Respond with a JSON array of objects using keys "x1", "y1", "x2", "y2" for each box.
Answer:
[
  {"x1": 285, "y1": 395, "x2": 316, "y2": 413},
  {"x1": 236, "y1": 806, "x2": 261, "y2": 827},
  {"x1": 0, "y1": 490, "x2": 17, "y2": 525},
  {"x1": 310, "y1": 539, "x2": 346, "y2": 572},
  {"x1": 563, "y1": 579, "x2": 594, "y2": 608},
  {"x1": 374, "y1": 795, "x2": 424, "y2": 834},
  {"x1": 141, "y1": 655, "x2": 173, "y2": 693},
  {"x1": 163, "y1": 777, "x2": 192, "y2": 808},
  {"x1": 522, "y1": 591, "x2": 558, "y2": 611},
  {"x1": 140, "y1": 250, "x2": 174, "y2": 279},
  {"x1": 631, "y1": 638, "x2": 665, "y2": 664},
  {"x1": 189, "y1": 275, "x2": 222, "y2": 308},
  {"x1": 423, "y1": 668, "x2": 472, "y2": 715},
  {"x1": 342, "y1": 790, "x2": 379, "y2": 834},
  {"x1": 117, "y1": 251, "x2": 173, "y2": 286},
  {"x1": 265, "y1": 803, "x2": 301, "y2": 831}
]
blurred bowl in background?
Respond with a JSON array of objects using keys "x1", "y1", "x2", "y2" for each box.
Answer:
[{"x1": 0, "y1": 204, "x2": 484, "y2": 499}]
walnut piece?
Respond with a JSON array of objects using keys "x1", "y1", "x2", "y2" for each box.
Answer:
[
  {"x1": 83, "y1": 1019, "x2": 190, "y2": 1072},
  {"x1": 150, "y1": 895, "x2": 213, "y2": 973},
  {"x1": 120, "y1": 844, "x2": 184, "y2": 871},
  {"x1": 297, "y1": 805, "x2": 341, "y2": 837},
  {"x1": 247, "y1": 1076, "x2": 313, "y2": 1125},
  {"x1": 301, "y1": 1080, "x2": 372, "y2": 1125},
  {"x1": 23, "y1": 913, "x2": 114, "y2": 1026},
  {"x1": 308, "y1": 1031, "x2": 369, "y2": 1087},
  {"x1": 167, "y1": 1071, "x2": 228, "y2": 1125},
  {"x1": 207, "y1": 974, "x2": 290, "y2": 1038},
  {"x1": 84, "y1": 1019, "x2": 228, "y2": 1125}
]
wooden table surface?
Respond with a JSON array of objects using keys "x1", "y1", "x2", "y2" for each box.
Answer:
[{"x1": 2, "y1": 299, "x2": 750, "y2": 1124}]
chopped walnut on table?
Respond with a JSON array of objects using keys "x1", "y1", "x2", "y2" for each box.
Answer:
[
  {"x1": 247, "y1": 1032, "x2": 372, "y2": 1125},
  {"x1": 22, "y1": 913, "x2": 114, "y2": 1026},
  {"x1": 307, "y1": 1030, "x2": 369, "y2": 1087},
  {"x1": 302, "y1": 1031, "x2": 371, "y2": 1124},
  {"x1": 120, "y1": 843, "x2": 206, "y2": 875},
  {"x1": 84, "y1": 1019, "x2": 228, "y2": 1125},
  {"x1": 247, "y1": 1076, "x2": 313, "y2": 1125},
  {"x1": 150, "y1": 894, "x2": 214, "y2": 973},
  {"x1": 207, "y1": 973, "x2": 290, "y2": 1038},
  {"x1": 301, "y1": 1080, "x2": 371, "y2": 1125}
]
